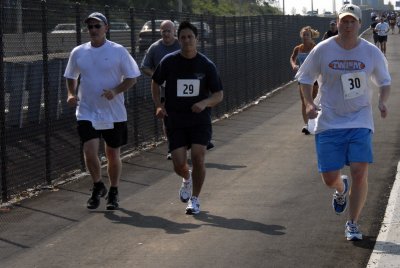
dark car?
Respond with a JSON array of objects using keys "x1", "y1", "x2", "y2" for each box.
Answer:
[
  {"x1": 191, "y1": 21, "x2": 212, "y2": 43},
  {"x1": 138, "y1": 20, "x2": 179, "y2": 52}
]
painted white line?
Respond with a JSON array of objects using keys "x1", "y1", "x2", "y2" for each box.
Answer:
[{"x1": 367, "y1": 161, "x2": 400, "y2": 267}]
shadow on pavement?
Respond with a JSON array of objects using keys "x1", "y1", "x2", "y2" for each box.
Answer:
[
  {"x1": 205, "y1": 163, "x2": 247, "y2": 170},
  {"x1": 102, "y1": 208, "x2": 201, "y2": 234},
  {"x1": 193, "y1": 211, "x2": 286, "y2": 236}
]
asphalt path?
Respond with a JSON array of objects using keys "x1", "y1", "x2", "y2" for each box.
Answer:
[{"x1": 1, "y1": 32, "x2": 400, "y2": 268}]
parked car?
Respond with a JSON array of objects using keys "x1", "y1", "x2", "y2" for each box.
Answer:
[
  {"x1": 138, "y1": 20, "x2": 179, "y2": 52},
  {"x1": 191, "y1": 21, "x2": 212, "y2": 43},
  {"x1": 51, "y1": 23, "x2": 77, "y2": 33},
  {"x1": 80, "y1": 22, "x2": 130, "y2": 33},
  {"x1": 109, "y1": 22, "x2": 130, "y2": 32}
]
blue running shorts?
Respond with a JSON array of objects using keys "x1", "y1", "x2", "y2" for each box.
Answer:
[{"x1": 315, "y1": 128, "x2": 373, "y2": 173}]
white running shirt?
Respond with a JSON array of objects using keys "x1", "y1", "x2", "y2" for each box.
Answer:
[
  {"x1": 295, "y1": 37, "x2": 391, "y2": 134},
  {"x1": 375, "y1": 22, "x2": 390, "y2": 36},
  {"x1": 64, "y1": 40, "x2": 140, "y2": 124}
]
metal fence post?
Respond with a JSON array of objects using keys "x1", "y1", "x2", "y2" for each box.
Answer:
[
  {"x1": 258, "y1": 16, "x2": 263, "y2": 94},
  {"x1": 74, "y1": 2, "x2": 84, "y2": 171},
  {"x1": 129, "y1": 7, "x2": 136, "y2": 58},
  {"x1": 250, "y1": 17, "x2": 255, "y2": 101},
  {"x1": 0, "y1": 0, "x2": 8, "y2": 202},
  {"x1": 242, "y1": 16, "x2": 248, "y2": 103},
  {"x1": 199, "y1": 15, "x2": 205, "y2": 53},
  {"x1": 233, "y1": 16, "x2": 240, "y2": 109},
  {"x1": 151, "y1": 9, "x2": 156, "y2": 44},
  {"x1": 105, "y1": 5, "x2": 110, "y2": 40},
  {"x1": 130, "y1": 7, "x2": 139, "y2": 148},
  {"x1": 75, "y1": 2, "x2": 81, "y2": 46},
  {"x1": 222, "y1": 16, "x2": 228, "y2": 114},
  {"x1": 150, "y1": 9, "x2": 160, "y2": 142},
  {"x1": 168, "y1": 10, "x2": 174, "y2": 23},
  {"x1": 41, "y1": 0, "x2": 51, "y2": 184}
]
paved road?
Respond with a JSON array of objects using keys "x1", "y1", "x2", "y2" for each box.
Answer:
[{"x1": 1, "y1": 32, "x2": 400, "y2": 268}]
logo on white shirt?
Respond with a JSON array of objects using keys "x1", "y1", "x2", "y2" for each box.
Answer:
[{"x1": 329, "y1": 60, "x2": 365, "y2": 70}]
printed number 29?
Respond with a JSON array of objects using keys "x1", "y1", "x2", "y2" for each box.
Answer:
[
  {"x1": 183, "y1": 84, "x2": 194, "y2": 94},
  {"x1": 347, "y1": 78, "x2": 361, "y2": 90}
]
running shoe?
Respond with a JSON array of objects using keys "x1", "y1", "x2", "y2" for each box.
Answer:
[
  {"x1": 179, "y1": 171, "x2": 192, "y2": 203},
  {"x1": 345, "y1": 220, "x2": 363, "y2": 241},
  {"x1": 186, "y1": 196, "x2": 200, "y2": 215},
  {"x1": 166, "y1": 152, "x2": 172, "y2": 160},
  {"x1": 302, "y1": 125, "x2": 310, "y2": 135},
  {"x1": 332, "y1": 175, "x2": 349, "y2": 215},
  {"x1": 87, "y1": 181, "x2": 108, "y2": 209},
  {"x1": 106, "y1": 187, "x2": 119, "y2": 210}
]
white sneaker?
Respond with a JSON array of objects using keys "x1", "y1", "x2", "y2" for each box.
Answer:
[
  {"x1": 186, "y1": 196, "x2": 200, "y2": 215},
  {"x1": 179, "y1": 171, "x2": 192, "y2": 203},
  {"x1": 345, "y1": 220, "x2": 363, "y2": 241}
]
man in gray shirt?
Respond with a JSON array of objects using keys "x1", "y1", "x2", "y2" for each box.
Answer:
[{"x1": 141, "y1": 20, "x2": 181, "y2": 160}]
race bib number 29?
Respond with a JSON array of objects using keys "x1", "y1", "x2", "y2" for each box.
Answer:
[
  {"x1": 177, "y1": 79, "x2": 200, "y2": 97},
  {"x1": 340, "y1": 72, "x2": 367, "y2": 100}
]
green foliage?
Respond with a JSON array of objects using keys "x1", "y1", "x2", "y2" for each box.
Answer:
[
  {"x1": 191, "y1": 0, "x2": 236, "y2": 15},
  {"x1": 191, "y1": 0, "x2": 280, "y2": 16},
  {"x1": 68, "y1": 0, "x2": 280, "y2": 15}
]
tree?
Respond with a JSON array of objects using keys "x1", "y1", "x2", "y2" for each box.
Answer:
[
  {"x1": 387, "y1": 1, "x2": 394, "y2": 10},
  {"x1": 68, "y1": 0, "x2": 280, "y2": 15}
]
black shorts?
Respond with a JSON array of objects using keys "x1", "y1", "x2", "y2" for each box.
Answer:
[
  {"x1": 77, "y1": 120, "x2": 128, "y2": 148},
  {"x1": 167, "y1": 124, "x2": 212, "y2": 152},
  {"x1": 373, "y1": 34, "x2": 379, "y2": 43},
  {"x1": 297, "y1": 81, "x2": 318, "y2": 86},
  {"x1": 378, "y1": 35, "x2": 387, "y2": 43}
]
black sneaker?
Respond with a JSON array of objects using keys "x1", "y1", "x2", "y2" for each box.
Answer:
[
  {"x1": 332, "y1": 175, "x2": 349, "y2": 215},
  {"x1": 206, "y1": 141, "x2": 215, "y2": 150},
  {"x1": 87, "y1": 182, "x2": 108, "y2": 209},
  {"x1": 106, "y1": 187, "x2": 119, "y2": 210}
]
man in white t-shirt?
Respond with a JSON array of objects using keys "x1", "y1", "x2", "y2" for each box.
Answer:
[
  {"x1": 375, "y1": 16, "x2": 390, "y2": 55},
  {"x1": 64, "y1": 12, "x2": 141, "y2": 210},
  {"x1": 296, "y1": 4, "x2": 391, "y2": 241}
]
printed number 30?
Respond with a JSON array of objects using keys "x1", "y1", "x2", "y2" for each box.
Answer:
[{"x1": 347, "y1": 78, "x2": 361, "y2": 90}]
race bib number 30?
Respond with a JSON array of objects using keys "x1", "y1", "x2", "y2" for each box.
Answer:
[
  {"x1": 341, "y1": 72, "x2": 367, "y2": 100},
  {"x1": 177, "y1": 79, "x2": 200, "y2": 97}
]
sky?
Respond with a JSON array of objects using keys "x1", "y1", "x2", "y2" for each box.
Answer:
[{"x1": 279, "y1": 0, "x2": 392, "y2": 15}]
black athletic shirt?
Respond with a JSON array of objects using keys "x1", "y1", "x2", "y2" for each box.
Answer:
[{"x1": 152, "y1": 50, "x2": 223, "y2": 128}]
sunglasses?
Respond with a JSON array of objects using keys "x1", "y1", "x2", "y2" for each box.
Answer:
[{"x1": 87, "y1": 24, "x2": 102, "y2": 29}]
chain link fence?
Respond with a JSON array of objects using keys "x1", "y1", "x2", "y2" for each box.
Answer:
[{"x1": 0, "y1": 0, "x2": 372, "y2": 203}]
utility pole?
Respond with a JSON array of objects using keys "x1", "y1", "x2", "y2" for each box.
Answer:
[
  {"x1": 333, "y1": 0, "x2": 336, "y2": 14},
  {"x1": 311, "y1": 0, "x2": 313, "y2": 15}
]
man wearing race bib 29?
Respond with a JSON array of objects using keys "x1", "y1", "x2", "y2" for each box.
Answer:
[
  {"x1": 151, "y1": 21, "x2": 223, "y2": 215},
  {"x1": 296, "y1": 4, "x2": 391, "y2": 241}
]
